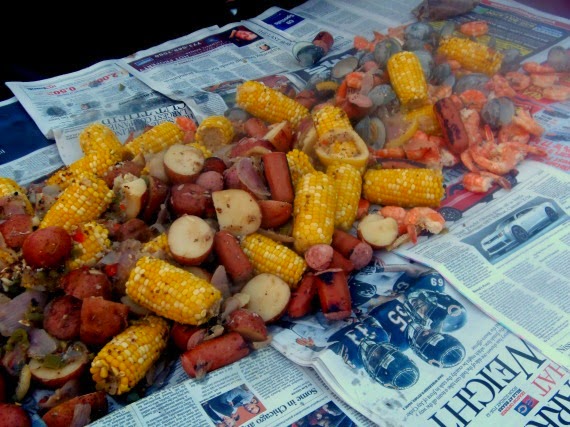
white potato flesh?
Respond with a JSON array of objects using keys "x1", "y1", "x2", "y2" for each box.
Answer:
[
  {"x1": 241, "y1": 273, "x2": 291, "y2": 322},
  {"x1": 212, "y1": 189, "x2": 262, "y2": 236},
  {"x1": 357, "y1": 213, "x2": 399, "y2": 248},
  {"x1": 168, "y1": 215, "x2": 215, "y2": 265}
]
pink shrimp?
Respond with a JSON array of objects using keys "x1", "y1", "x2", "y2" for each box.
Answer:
[
  {"x1": 498, "y1": 122, "x2": 530, "y2": 144},
  {"x1": 522, "y1": 62, "x2": 556, "y2": 74},
  {"x1": 404, "y1": 207, "x2": 446, "y2": 244},
  {"x1": 402, "y1": 131, "x2": 442, "y2": 168},
  {"x1": 460, "y1": 108, "x2": 483, "y2": 146},
  {"x1": 440, "y1": 147, "x2": 460, "y2": 167},
  {"x1": 459, "y1": 20, "x2": 489, "y2": 37},
  {"x1": 459, "y1": 89, "x2": 487, "y2": 111},
  {"x1": 428, "y1": 84, "x2": 453, "y2": 104},
  {"x1": 542, "y1": 85, "x2": 570, "y2": 101},
  {"x1": 530, "y1": 73, "x2": 559, "y2": 88},
  {"x1": 511, "y1": 109, "x2": 544, "y2": 137},
  {"x1": 470, "y1": 141, "x2": 547, "y2": 175},
  {"x1": 374, "y1": 147, "x2": 406, "y2": 158},
  {"x1": 505, "y1": 72, "x2": 531, "y2": 92},
  {"x1": 462, "y1": 171, "x2": 512, "y2": 193},
  {"x1": 380, "y1": 206, "x2": 407, "y2": 235},
  {"x1": 489, "y1": 74, "x2": 517, "y2": 98}
]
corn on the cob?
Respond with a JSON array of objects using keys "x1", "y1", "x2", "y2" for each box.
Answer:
[
  {"x1": 40, "y1": 175, "x2": 114, "y2": 231},
  {"x1": 188, "y1": 142, "x2": 212, "y2": 158},
  {"x1": 404, "y1": 104, "x2": 441, "y2": 135},
  {"x1": 125, "y1": 257, "x2": 221, "y2": 325},
  {"x1": 236, "y1": 81, "x2": 310, "y2": 128},
  {"x1": 66, "y1": 221, "x2": 111, "y2": 270},
  {"x1": 79, "y1": 123, "x2": 124, "y2": 155},
  {"x1": 362, "y1": 168, "x2": 444, "y2": 208},
  {"x1": 124, "y1": 122, "x2": 184, "y2": 157},
  {"x1": 326, "y1": 162, "x2": 362, "y2": 231},
  {"x1": 195, "y1": 116, "x2": 234, "y2": 152},
  {"x1": 141, "y1": 233, "x2": 172, "y2": 259},
  {"x1": 0, "y1": 177, "x2": 33, "y2": 215},
  {"x1": 292, "y1": 171, "x2": 336, "y2": 254},
  {"x1": 241, "y1": 233, "x2": 307, "y2": 288},
  {"x1": 91, "y1": 316, "x2": 169, "y2": 395},
  {"x1": 438, "y1": 37, "x2": 503, "y2": 76},
  {"x1": 286, "y1": 149, "x2": 317, "y2": 188},
  {"x1": 387, "y1": 51, "x2": 429, "y2": 106},
  {"x1": 312, "y1": 105, "x2": 352, "y2": 137}
]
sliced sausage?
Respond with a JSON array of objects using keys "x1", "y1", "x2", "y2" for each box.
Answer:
[
  {"x1": 43, "y1": 295, "x2": 82, "y2": 341},
  {"x1": 262, "y1": 152, "x2": 295, "y2": 203},
  {"x1": 115, "y1": 218, "x2": 153, "y2": 242},
  {"x1": 79, "y1": 298, "x2": 129, "y2": 346},
  {"x1": 214, "y1": 231, "x2": 254, "y2": 285},
  {"x1": 331, "y1": 229, "x2": 373, "y2": 269},
  {"x1": 315, "y1": 271, "x2": 352, "y2": 320},
  {"x1": 287, "y1": 274, "x2": 318, "y2": 318},
  {"x1": 434, "y1": 97, "x2": 470, "y2": 155},
  {"x1": 304, "y1": 244, "x2": 333, "y2": 271},
  {"x1": 60, "y1": 267, "x2": 112, "y2": 300}
]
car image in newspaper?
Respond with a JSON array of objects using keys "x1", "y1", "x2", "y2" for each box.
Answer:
[{"x1": 477, "y1": 199, "x2": 563, "y2": 261}]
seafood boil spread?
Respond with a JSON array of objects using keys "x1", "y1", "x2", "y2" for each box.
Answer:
[{"x1": 0, "y1": 8, "x2": 569, "y2": 427}]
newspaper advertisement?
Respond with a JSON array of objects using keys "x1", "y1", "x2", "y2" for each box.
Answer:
[{"x1": 87, "y1": 346, "x2": 375, "y2": 427}]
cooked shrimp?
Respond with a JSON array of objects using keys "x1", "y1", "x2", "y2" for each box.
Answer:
[
  {"x1": 428, "y1": 84, "x2": 453, "y2": 103},
  {"x1": 498, "y1": 122, "x2": 530, "y2": 144},
  {"x1": 374, "y1": 147, "x2": 406, "y2": 158},
  {"x1": 460, "y1": 108, "x2": 483, "y2": 146},
  {"x1": 489, "y1": 74, "x2": 517, "y2": 98},
  {"x1": 459, "y1": 89, "x2": 487, "y2": 111},
  {"x1": 380, "y1": 206, "x2": 407, "y2": 235},
  {"x1": 470, "y1": 141, "x2": 547, "y2": 175},
  {"x1": 460, "y1": 150, "x2": 480, "y2": 172},
  {"x1": 459, "y1": 20, "x2": 489, "y2": 37},
  {"x1": 404, "y1": 207, "x2": 446, "y2": 244},
  {"x1": 387, "y1": 25, "x2": 406, "y2": 43},
  {"x1": 542, "y1": 85, "x2": 570, "y2": 101},
  {"x1": 530, "y1": 73, "x2": 559, "y2": 88},
  {"x1": 505, "y1": 72, "x2": 531, "y2": 92},
  {"x1": 354, "y1": 35, "x2": 374, "y2": 51},
  {"x1": 462, "y1": 171, "x2": 512, "y2": 193},
  {"x1": 522, "y1": 62, "x2": 556, "y2": 74},
  {"x1": 511, "y1": 108, "x2": 544, "y2": 137},
  {"x1": 403, "y1": 131, "x2": 442, "y2": 167},
  {"x1": 440, "y1": 147, "x2": 460, "y2": 167}
]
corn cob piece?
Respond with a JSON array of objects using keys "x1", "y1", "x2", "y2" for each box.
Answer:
[
  {"x1": 194, "y1": 115, "x2": 234, "y2": 153},
  {"x1": 79, "y1": 123, "x2": 124, "y2": 155},
  {"x1": 124, "y1": 122, "x2": 184, "y2": 157},
  {"x1": 362, "y1": 168, "x2": 444, "y2": 208},
  {"x1": 438, "y1": 37, "x2": 503, "y2": 76},
  {"x1": 404, "y1": 104, "x2": 441, "y2": 135},
  {"x1": 125, "y1": 257, "x2": 221, "y2": 325},
  {"x1": 292, "y1": 171, "x2": 336, "y2": 254},
  {"x1": 0, "y1": 177, "x2": 33, "y2": 215},
  {"x1": 236, "y1": 80, "x2": 310, "y2": 128},
  {"x1": 326, "y1": 162, "x2": 362, "y2": 231},
  {"x1": 91, "y1": 316, "x2": 169, "y2": 395},
  {"x1": 387, "y1": 51, "x2": 429, "y2": 106},
  {"x1": 40, "y1": 175, "x2": 114, "y2": 231},
  {"x1": 312, "y1": 105, "x2": 352, "y2": 137},
  {"x1": 66, "y1": 221, "x2": 111, "y2": 270},
  {"x1": 188, "y1": 142, "x2": 212, "y2": 158},
  {"x1": 241, "y1": 233, "x2": 307, "y2": 288},
  {"x1": 141, "y1": 233, "x2": 172, "y2": 259},
  {"x1": 286, "y1": 149, "x2": 317, "y2": 188}
]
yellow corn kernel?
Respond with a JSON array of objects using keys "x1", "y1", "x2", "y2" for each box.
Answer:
[
  {"x1": 387, "y1": 51, "x2": 429, "y2": 107},
  {"x1": 40, "y1": 174, "x2": 114, "y2": 231},
  {"x1": 66, "y1": 221, "x2": 111, "y2": 270},
  {"x1": 236, "y1": 81, "x2": 310, "y2": 128},
  {"x1": 91, "y1": 316, "x2": 169, "y2": 395},
  {"x1": 124, "y1": 122, "x2": 184, "y2": 156},
  {"x1": 188, "y1": 142, "x2": 212, "y2": 158},
  {"x1": 292, "y1": 172, "x2": 336, "y2": 254},
  {"x1": 404, "y1": 104, "x2": 441, "y2": 135},
  {"x1": 0, "y1": 177, "x2": 33, "y2": 215},
  {"x1": 362, "y1": 168, "x2": 444, "y2": 208},
  {"x1": 286, "y1": 149, "x2": 317, "y2": 188},
  {"x1": 195, "y1": 116, "x2": 234, "y2": 153},
  {"x1": 79, "y1": 123, "x2": 124, "y2": 155},
  {"x1": 142, "y1": 233, "x2": 172, "y2": 259},
  {"x1": 241, "y1": 233, "x2": 307, "y2": 288},
  {"x1": 326, "y1": 162, "x2": 362, "y2": 231},
  {"x1": 312, "y1": 105, "x2": 352, "y2": 137},
  {"x1": 125, "y1": 257, "x2": 221, "y2": 325},
  {"x1": 438, "y1": 37, "x2": 503, "y2": 76}
]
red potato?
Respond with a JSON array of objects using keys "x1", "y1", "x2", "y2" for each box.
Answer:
[
  {"x1": 434, "y1": 97, "x2": 470, "y2": 155},
  {"x1": 168, "y1": 215, "x2": 215, "y2": 266},
  {"x1": 60, "y1": 268, "x2": 112, "y2": 300},
  {"x1": 212, "y1": 189, "x2": 262, "y2": 236},
  {"x1": 226, "y1": 308, "x2": 268, "y2": 342},
  {"x1": 0, "y1": 403, "x2": 31, "y2": 427},
  {"x1": 42, "y1": 391, "x2": 108, "y2": 427},
  {"x1": 180, "y1": 332, "x2": 250, "y2": 378},
  {"x1": 357, "y1": 213, "x2": 399, "y2": 249},
  {"x1": 287, "y1": 274, "x2": 318, "y2": 318},
  {"x1": 195, "y1": 171, "x2": 224, "y2": 193},
  {"x1": 102, "y1": 160, "x2": 144, "y2": 188},
  {"x1": 29, "y1": 344, "x2": 89, "y2": 389},
  {"x1": 328, "y1": 249, "x2": 355, "y2": 273},
  {"x1": 170, "y1": 183, "x2": 211, "y2": 218},
  {"x1": 229, "y1": 138, "x2": 274, "y2": 158},
  {"x1": 43, "y1": 295, "x2": 82, "y2": 341},
  {"x1": 263, "y1": 121, "x2": 293, "y2": 152},
  {"x1": 315, "y1": 271, "x2": 352, "y2": 320},
  {"x1": 120, "y1": 177, "x2": 148, "y2": 220},
  {"x1": 22, "y1": 226, "x2": 72, "y2": 269},
  {"x1": 244, "y1": 117, "x2": 269, "y2": 138},
  {"x1": 141, "y1": 176, "x2": 169, "y2": 223},
  {"x1": 257, "y1": 200, "x2": 292, "y2": 229},
  {"x1": 115, "y1": 218, "x2": 153, "y2": 243},
  {"x1": 79, "y1": 297, "x2": 129, "y2": 346},
  {"x1": 240, "y1": 273, "x2": 291, "y2": 322},
  {"x1": 202, "y1": 157, "x2": 227, "y2": 174},
  {"x1": 163, "y1": 144, "x2": 205, "y2": 184},
  {"x1": 0, "y1": 214, "x2": 33, "y2": 248},
  {"x1": 331, "y1": 229, "x2": 373, "y2": 269},
  {"x1": 213, "y1": 231, "x2": 254, "y2": 284},
  {"x1": 171, "y1": 323, "x2": 206, "y2": 351},
  {"x1": 262, "y1": 152, "x2": 295, "y2": 203}
]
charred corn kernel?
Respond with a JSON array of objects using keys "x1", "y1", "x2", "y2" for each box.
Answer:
[
  {"x1": 312, "y1": 105, "x2": 352, "y2": 137},
  {"x1": 125, "y1": 122, "x2": 184, "y2": 156},
  {"x1": 326, "y1": 163, "x2": 362, "y2": 231},
  {"x1": 404, "y1": 104, "x2": 441, "y2": 135},
  {"x1": 188, "y1": 142, "x2": 212, "y2": 158},
  {"x1": 292, "y1": 172, "x2": 336, "y2": 254},
  {"x1": 363, "y1": 168, "x2": 444, "y2": 208},
  {"x1": 142, "y1": 233, "x2": 172, "y2": 258},
  {"x1": 66, "y1": 221, "x2": 111, "y2": 270},
  {"x1": 387, "y1": 51, "x2": 429, "y2": 106},
  {"x1": 236, "y1": 81, "x2": 310, "y2": 128},
  {"x1": 125, "y1": 257, "x2": 221, "y2": 325},
  {"x1": 0, "y1": 177, "x2": 33, "y2": 215},
  {"x1": 40, "y1": 175, "x2": 114, "y2": 231},
  {"x1": 195, "y1": 116, "x2": 234, "y2": 152},
  {"x1": 286, "y1": 149, "x2": 317, "y2": 188},
  {"x1": 79, "y1": 123, "x2": 124, "y2": 154},
  {"x1": 314, "y1": 129, "x2": 370, "y2": 173},
  {"x1": 438, "y1": 37, "x2": 503, "y2": 75},
  {"x1": 91, "y1": 316, "x2": 169, "y2": 395},
  {"x1": 241, "y1": 233, "x2": 307, "y2": 288}
]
